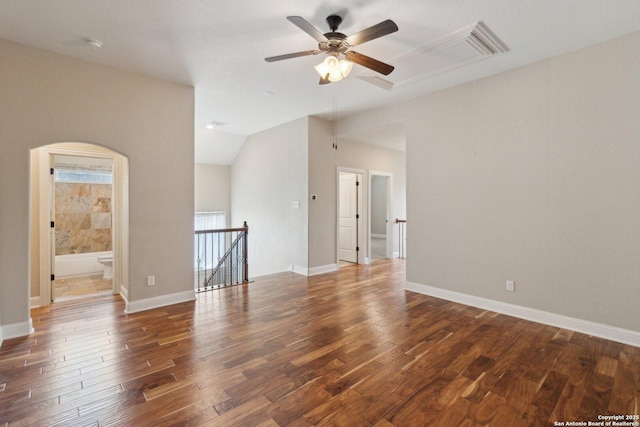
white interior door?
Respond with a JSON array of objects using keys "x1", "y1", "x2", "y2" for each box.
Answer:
[
  {"x1": 339, "y1": 172, "x2": 358, "y2": 263},
  {"x1": 49, "y1": 156, "x2": 56, "y2": 301}
]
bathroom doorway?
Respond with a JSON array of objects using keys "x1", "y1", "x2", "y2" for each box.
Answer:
[
  {"x1": 30, "y1": 143, "x2": 129, "y2": 307},
  {"x1": 51, "y1": 154, "x2": 114, "y2": 301}
]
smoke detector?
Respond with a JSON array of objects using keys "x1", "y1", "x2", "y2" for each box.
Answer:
[{"x1": 85, "y1": 39, "x2": 103, "y2": 50}]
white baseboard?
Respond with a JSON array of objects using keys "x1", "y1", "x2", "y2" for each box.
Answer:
[
  {"x1": 371, "y1": 234, "x2": 386, "y2": 239},
  {"x1": 289, "y1": 265, "x2": 309, "y2": 276},
  {"x1": 406, "y1": 281, "x2": 640, "y2": 348},
  {"x1": 30, "y1": 296, "x2": 41, "y2": 309},
  {"x1": 393, "y1": 251, "x2": 400, "y2": 259},
  {"x1": 288, "y1": 264, "x2": 339, "y2": 276},
  {"x1": 124, "y1": 290, "x2": 195, "y2": 314},
  {"x1": 308, "y1": 264, "x2": 339, "y2": 276},
  {"x1": 0, "y1": 318, "x2": 34, "y2": 344},
  {"x1": 119, "y1": 284, "x2": 129, "y2": 302}
]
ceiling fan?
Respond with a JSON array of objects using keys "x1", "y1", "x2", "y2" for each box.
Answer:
[{"x1": 265, "y1": 15, "x2": 398, "y2": 85}]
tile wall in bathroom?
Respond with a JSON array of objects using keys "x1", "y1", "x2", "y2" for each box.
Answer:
[{"x1": 55, "y1": 183, "x2": 112, "y2": 255}]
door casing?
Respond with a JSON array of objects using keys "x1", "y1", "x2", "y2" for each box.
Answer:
[{"x1": 34, "y1": 143, "x2": 128, "y2": 306}]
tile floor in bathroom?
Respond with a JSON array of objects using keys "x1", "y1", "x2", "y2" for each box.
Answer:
[{"x1": 53, "y1": 274, "x2": 112, "y2": 300}]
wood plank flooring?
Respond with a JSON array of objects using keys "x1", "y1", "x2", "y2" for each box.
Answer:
[{"x1": 1, "y1": 259, "x2": 638, "y2": 426}]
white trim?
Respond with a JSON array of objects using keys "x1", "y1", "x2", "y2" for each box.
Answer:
[
  {"x1": 119, "y1": 285, "x2": 128, "y2": 302},
  {"x1": 406, "y1": 281, "x2": 640, "y2": 348},
  {"x1": 308, "y1": 264, "x2": 339, "y2": 276},
  {"x1": 35, "y1": 144, "x2": 128, "y2": 307},
  {"x1": 288, "y1": 265, "x2": 309, "y2": 276},
  {"x1": 0, "y1": 319, "x2": 34, "y2": 341},
  {"x1": 37, "y1": 149, "x2": 52, "y2": 306},
  {"x1": 30, "y1": 296, "x2": 41, "y2": 309},
  {"x1": 393, "y1": 251, "x2": 400, "y2": 259},
  {"x1": 287, "y1": 264, "x2": 339, "y2": 276},
  {"x1": 371, "y1": 233, "x2": 386, "y2": 239},
  {"x1": 124, "y1": 290, "x2": 195, "y2": 314}
]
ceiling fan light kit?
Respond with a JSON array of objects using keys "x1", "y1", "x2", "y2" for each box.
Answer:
[
  {"x1": 265, "y1": 14, "x2": 398, "y2": 85},
  {"x1": 314, "y1": 55, "x2": 353, "y2": 82}
]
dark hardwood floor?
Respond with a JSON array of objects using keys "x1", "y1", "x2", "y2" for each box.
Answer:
[{"x1": 1, "y1": 259, "x2": 638, "y2": 426}]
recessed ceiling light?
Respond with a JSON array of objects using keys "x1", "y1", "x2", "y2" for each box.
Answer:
[
  {"x1": 206, "y1": 121, "x2": 226, "y2": 130},
  {"x1": 85, "y1": 39, "x2": 103, "y2": 50}
]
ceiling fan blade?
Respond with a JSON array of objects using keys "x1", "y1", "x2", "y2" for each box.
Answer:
[
  {"x1": 319, "y1": 74, "x2": 331, "y2": 85},
  {"x1": 287, "y1": 16, "x2": 328, "y2": 43},
  {"x1": 346, "y1": 19, "x2": 398, "y2": 46},
  {"x1": 265, "y1": 50, "x2": 321, "y2": 62},
  {"x1": 346, "y1": 51, "x2": 395, "y2": 75}
]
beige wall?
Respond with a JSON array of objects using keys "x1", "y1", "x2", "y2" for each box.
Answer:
[
  {"x1": 231, "y1": 115, "x2": 407, "y2": 276},
  {"x1": 195, "y1": 163, "x2": 231, "y2": 226},
  {"x1": 343, "y1": 32, "x2": 640, "y2": 332},
  {"x1": 307, "y1": 117, "x2": 337, "y2": 269},
  {"x1": 0, "y1": 39, "x2": 194, "y2": 333},
  {"x1": 231, "y1": 118, "x2": 309, "y2": 277},
  {"x1": 308, "y1": 116, "x2": 407, "y2": 269}
]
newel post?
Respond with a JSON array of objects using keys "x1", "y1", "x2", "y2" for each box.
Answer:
[{"x1": 242, "y1": 221, "x2": 248, "y2": 282}]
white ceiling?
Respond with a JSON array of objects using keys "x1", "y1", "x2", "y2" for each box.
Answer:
[{"x1": 2, "y1": 1, "x2": 640, "y2": 164}]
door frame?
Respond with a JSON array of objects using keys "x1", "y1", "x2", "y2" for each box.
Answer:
[
  {"x1": 35, "y1": 143, "x2": 129, "y2": 305},
  {"x1": 336, "y1": 167, "x2": 366, "y2": 266},
  {"x1": 368, "y1": 171, "x2": 394, "y2": 260}
]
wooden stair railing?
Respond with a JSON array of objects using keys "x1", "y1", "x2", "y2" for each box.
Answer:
[{"x1": 195, "y1": 221, "x2": 248, "y2": 292}]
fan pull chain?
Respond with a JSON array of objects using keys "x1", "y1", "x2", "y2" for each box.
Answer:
[{"x1": 332, "y1": 95, "x2": 338, "y2": 150}]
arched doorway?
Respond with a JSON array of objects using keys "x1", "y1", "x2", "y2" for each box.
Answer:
[{"x1": 30, "y1": 142, "x2": 129, "y2": 306}]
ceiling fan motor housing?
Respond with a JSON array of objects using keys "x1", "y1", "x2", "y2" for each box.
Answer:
[
  {"x1": 319, "y1": 37, "x2": 349, "y2": 54},
  {"x1": 326, "y1": 15, "x2": 342, "y2": 31},
  {"x1": 321, "y1": 16, "x2": 349, "y2": 54}
]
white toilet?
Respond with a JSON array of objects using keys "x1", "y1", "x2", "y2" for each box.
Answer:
[{"x1": 97, "y1": 254, "x2": 113, "y2": 279}]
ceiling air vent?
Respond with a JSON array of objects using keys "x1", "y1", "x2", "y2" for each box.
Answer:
[{"x1": 356, "y1": 22, "x2": 508, "y2": 91}]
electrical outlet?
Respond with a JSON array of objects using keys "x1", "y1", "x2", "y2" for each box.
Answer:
[
  {"x1": 147, "y1": 275, "x2": 155, "y2": 286},
  {"x1": 506, "y1": 280, "x2": 515, "y2": 292}
]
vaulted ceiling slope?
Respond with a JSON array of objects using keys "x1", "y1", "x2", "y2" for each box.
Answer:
[{"x1": 1, "y1": 1, "x2": 639, "y2": 164}]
